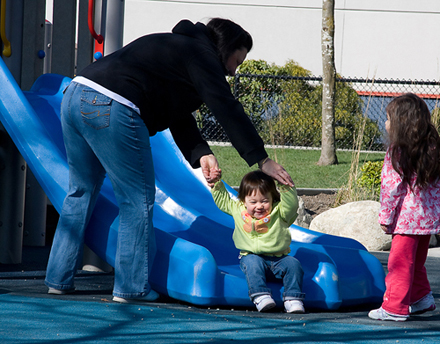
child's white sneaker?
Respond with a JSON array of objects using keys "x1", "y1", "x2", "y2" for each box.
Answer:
[
  {"x1": 368, "y1": 307, "x2": 408, "y2": 321},
  {"x1": 410, "y1": 291, "x2": 436, "y2": 314},
  {"x1": 253, "y1": 294, "x2": 276, "y2": 312},
  {"x1": 284, "y1": 300, "x2": 305, "y2": 313}
]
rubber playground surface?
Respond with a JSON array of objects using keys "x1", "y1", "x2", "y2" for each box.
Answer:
[{"x1": 0, "y1": 247, "x2": 439, "y2": 344}]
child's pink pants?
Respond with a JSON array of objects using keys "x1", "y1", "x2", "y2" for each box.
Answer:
[{"x1": 382, "y1": 234, "x2": 432, "y2": 316}]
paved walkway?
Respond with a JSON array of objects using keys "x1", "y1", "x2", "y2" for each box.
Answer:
[{"x1": 0, "y1": 247, "x2": 439, "y2": 343}]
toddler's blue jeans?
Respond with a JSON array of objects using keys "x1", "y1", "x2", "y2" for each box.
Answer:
[{"x1": 240, "y1": 253, "x2": 305, "y2": 301}]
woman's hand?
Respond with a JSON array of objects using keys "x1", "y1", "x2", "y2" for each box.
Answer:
[
  {"x1": 259, "y1": 158, "x2": 294, "y2": 187},
  {"x1": 200, "y1": 154, "x2": 222, "y2": 187}
]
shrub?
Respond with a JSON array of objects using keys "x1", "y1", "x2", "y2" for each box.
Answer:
[
  {"x1": 356, "y1": 160, "x2": 383, "y2": 198},
  {"x1": 197, "y1": 59, "x2": 383, "y2": 151}
]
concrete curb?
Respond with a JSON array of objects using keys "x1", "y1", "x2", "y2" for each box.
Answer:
[
  {"x1": 428, "y1": 246, "x2": 440, "y2": 257},
  {"x1": 297, "y1": 188, "x2": 338, "y2": 196},
  {"x1": 231, "y1": 187, "x2": 339, "y2": 195}
]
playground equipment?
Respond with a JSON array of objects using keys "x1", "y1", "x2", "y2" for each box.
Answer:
[
  {"x1": 0, "y1": 0, "x2": 386, "y2": 309},
  {"x1": 0, "y1": 0, "x2": 121, "y2": 263},
  {"x1": 0, "y1": 58, "x2": 385, "y2": 309}
]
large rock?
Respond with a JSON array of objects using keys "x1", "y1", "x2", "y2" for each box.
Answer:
[{"x1": 309, "y1": 200, "x2": 392, "y2": 251}]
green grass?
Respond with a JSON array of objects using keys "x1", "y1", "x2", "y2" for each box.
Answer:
[{"x1": 210, "y1": 145, "x2": 385, "y2": 189}]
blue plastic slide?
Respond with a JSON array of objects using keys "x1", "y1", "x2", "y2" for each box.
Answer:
[{"x1": 0, "y1": 57, "x2": 385, "y2": 310}]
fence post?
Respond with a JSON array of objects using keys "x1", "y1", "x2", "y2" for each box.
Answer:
[{"x1": 233, "y1": 74, "x2": 240, "y2": 99}]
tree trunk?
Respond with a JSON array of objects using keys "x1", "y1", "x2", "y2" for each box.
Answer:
[{"x1": 318, "y1": 0, "x2": 338, "y2": 166}]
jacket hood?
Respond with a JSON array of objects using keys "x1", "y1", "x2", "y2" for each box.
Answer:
[
  {"x1": 172, "y1": 20, "x2": 226, "y2": 73},
  {"x1": 172, "y1": 20, "x2": 211, "y2": 43}
]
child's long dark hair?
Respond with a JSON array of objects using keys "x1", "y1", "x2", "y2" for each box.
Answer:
[
  {"x1": 237, "y1": 170, "x2": 280, "y2": 203},
  {"x1": 387, "y1": 93, "x2": 440, "y2": 189}
]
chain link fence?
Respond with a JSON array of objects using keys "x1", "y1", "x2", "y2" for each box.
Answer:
[{"x1": 197, "y1": 74, "x2": 440, "y2": 152}]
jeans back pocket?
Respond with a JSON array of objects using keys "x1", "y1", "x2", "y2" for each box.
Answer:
[{"x1": 80, "y1": 90, "x2": 112, "y2": 130}]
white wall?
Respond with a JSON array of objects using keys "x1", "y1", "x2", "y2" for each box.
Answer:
[
  {"x1": 124, "y1": 0, "x2": 440, "y2": 80},
  {"x1": 335, "y1": 1, "x2": 440, "y2": 80}
]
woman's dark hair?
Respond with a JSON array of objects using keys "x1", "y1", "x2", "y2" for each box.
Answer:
[
  {"x1": 237, "y1": 170, "x2": 280, "y2": 203},
  {"x1": 206, "y1": 18, "x2": 253, "y2": 64},
  {"x1": 386, "y1": 93, "x2": 440, "y2": 189}
]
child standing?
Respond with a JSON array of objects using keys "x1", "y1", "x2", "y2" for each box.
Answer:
[
  {"x1": 211, "y1": 170, "x2": 305, "y2": 313},
  {"x1": 369, "y1": 93, "x2": 439, "y2": 321}
]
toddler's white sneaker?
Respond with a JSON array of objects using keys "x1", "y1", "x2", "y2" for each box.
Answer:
[
  {"x1": 253, "y1": 294, "x2": 276, "y2": 312},
  {"x1": 284, "y1": 300, "x2": 305, "y2": 314}
]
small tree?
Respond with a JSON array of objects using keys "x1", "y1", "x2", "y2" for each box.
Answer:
[{"x1": 318, "y1": 0, "x2": 338, "y2": 166}]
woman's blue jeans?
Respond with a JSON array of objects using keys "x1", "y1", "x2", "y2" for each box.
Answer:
[
  {"x1": 240, "y1": 253, "x2": 305, "y2": 301},
  {"x1": 45, "y1": 82, "x2": 156, "y2": 298}
]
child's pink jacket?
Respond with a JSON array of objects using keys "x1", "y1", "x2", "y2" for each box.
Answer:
[{"x1": 379, "y1": 150, "x2": 440, "y2": 235}]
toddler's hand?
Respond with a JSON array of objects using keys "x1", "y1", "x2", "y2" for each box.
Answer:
[{"x1": 208, "y1": 167, "x2": 222, "y2": 187}]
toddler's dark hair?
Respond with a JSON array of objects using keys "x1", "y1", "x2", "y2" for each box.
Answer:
[
  {"x1": 387, "y1": 93, "x2": 440, "y2": 189},
  {"x1": 237, "y1": 170, "x2": 280, "y2": 203}
]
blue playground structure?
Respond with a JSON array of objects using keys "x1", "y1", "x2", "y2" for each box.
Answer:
[{"x1": 0, "y1": 56, "x2": 385, "y2": 310}]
